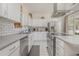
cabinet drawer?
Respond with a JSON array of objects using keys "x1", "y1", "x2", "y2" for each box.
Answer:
[
  {"x1": 56, "y1": 38, "x2": 64, "y2": 48},
  {"x1": 56, "y1": 46, "x2": 64, "y2": 53},
  {"x1": 56, "y1": 51, "x2": 64, "y2": 56},
  {"x1": 10, "y1": 47, "x2": 20, "y2": 56},
  {"x1": 56, "y1": 46, "x2": 64, "y2": 56},
  {"x1": 0, "y1": 40, "x2": 20, "y2": 56},
  {"x1": 56, "y1": 43, "x2": 64, "y2": 49}
]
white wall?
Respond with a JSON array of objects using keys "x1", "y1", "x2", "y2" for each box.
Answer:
[
  {"x1": 32, "y1": 16, "x2": 64, "y2": 41},
  {"x1": 32, "y1": 18, "x2": 49, "y2": 41},
  {"x1": 32, "y1": 16, "x2": 64, "y2": 27},
  {"x1": 32, "y1": 19, "x2": 48, "y2": 27}
]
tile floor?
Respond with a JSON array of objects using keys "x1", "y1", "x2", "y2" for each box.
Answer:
[{"x1": 33, "y1": 40, "x2": 49, "y2": 56}]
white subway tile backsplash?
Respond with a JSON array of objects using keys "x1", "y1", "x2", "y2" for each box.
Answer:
[{"x1": 0, "y1": 21, "x2": 21, "y2": 36}]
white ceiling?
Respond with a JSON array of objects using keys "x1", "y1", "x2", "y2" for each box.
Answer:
[
  {"x1": 24, "y1": 3, "x2": 54, "y2": 14},
  {"x1": 24, "y1": 3, "x2": 74, "y2": 19},
  {"x1": 24, "y1": 3, "x2": 54, "y2": 19}
]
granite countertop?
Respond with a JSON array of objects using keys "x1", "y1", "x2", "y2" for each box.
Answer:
[
  {"x1": 54, "y1": 35, "x2": 79, "y2": 45},
  {"x1": 0, "y1": 34, "x2": 28, "y2": 50}
]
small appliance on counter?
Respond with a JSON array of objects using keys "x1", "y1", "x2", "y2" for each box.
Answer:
[{"x1": 19, "y1": 26, "x2": 33, "y2": 34}]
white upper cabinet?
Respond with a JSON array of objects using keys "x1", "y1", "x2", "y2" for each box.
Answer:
[
  {"x1": 57, "y1": 3, "x2": 65, "y2": 10},
  {"x1": 57, "y1": 3, "x2": 76, "y2": 11},
  {"x1": 28, "y1": 15, "x2": 32, "y2": 26},
  {"x1": 22, "y1": 14, "x2": 28, "y2": 26},
  {"x1": 71, "y1": 4, "x2": 79, "y2": 12},
  {"x1": 7, "y1": 3, "x2": 21, "y2": 22},
  {"x1": 21, "y1": 4, "x2": 28, "y2": 26},
  {"x1": 0, "y1": 4, "x2": 8, "y2": 18},
  {"x1": 0, "y1": 3, "x2": 21, "y2": 22},
  {"x1": 21, "y1": 4, "x2": 32, "y2": 26}
]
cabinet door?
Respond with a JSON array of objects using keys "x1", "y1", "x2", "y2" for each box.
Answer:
[
  {"x1": 22, "y1": 14, "x2": 28, "y2": 26},
  {"x1": 0, "y1": 3, "x2": 8, "y2": 18},
  {"x1": 28, "y1": 16, "x2": 32, "y2": 26},
  {"x1": 57, "y1": 3, "x2": 74, "y2": 11},
  {"x1": 7, "y1": 3, "x2": 21, "y2": 22},
  {"x1": 56, "y1": 38, "x2": 65, "y2": 56},
  {"x1": 66, "y1": 15, "x2": 74, "y2": 35},
  {"x1": 0, "y1": 4, "x2": 2, "y2": 16},
  {"x1": 10, "y1": 47, "x2": 20, "y2": 56}
]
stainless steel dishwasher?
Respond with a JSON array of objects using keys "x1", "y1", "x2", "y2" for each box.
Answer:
[{"x1": 20, "y1": 36, "x2": 28, "y2": 56}]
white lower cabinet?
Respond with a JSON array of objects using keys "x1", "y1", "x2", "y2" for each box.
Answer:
[
  {"x1": 21, "y1": 14, "x2": 28, "y2": 26},
  {"x1": 56, "y1": 38, "x2": 65, "y2": 56},
  {"x1": 56, "y1": 38, "x2": 76, "y2": 56},
  {"x1": 0, "y1": 40, "x2": 20, "y2": 56},
  {"x1": 10, "y1": 47, "x2": 20, "y2": 56}
]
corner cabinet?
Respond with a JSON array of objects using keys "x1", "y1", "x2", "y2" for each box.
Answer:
[{"x1": 0, "y1": 3, "x2": 21, "y2": 22}]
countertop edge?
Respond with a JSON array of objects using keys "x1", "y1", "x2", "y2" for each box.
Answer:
[
  {"x1": 0, "y1": 34, "x2": 28, "y2": 51},
  {"x1": 55, "y1": 35, "x2": 79, "y2": 45}
]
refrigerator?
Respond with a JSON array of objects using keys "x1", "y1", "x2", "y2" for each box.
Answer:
[
  {"x1": 47, "y1": 21, "x2": 56, "y2": 56},
  {"x1": 47, "y1": 20, "x2": 63, "y2": 56}
]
